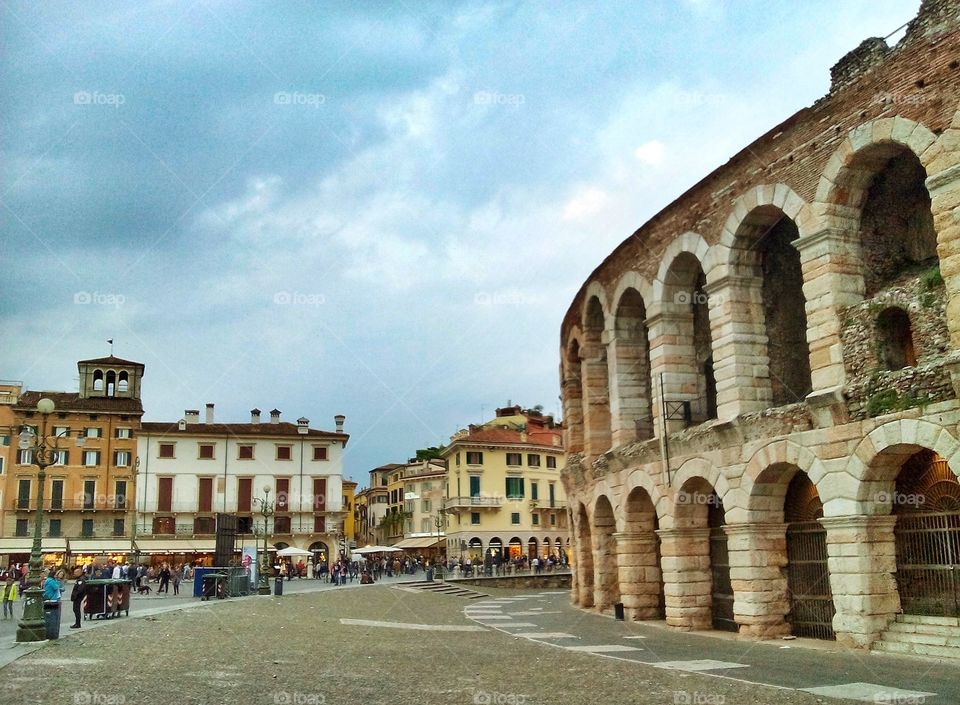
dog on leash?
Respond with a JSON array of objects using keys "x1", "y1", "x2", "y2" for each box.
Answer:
[{"x1": 136, "y1": 584, "x2": 152, "y2": 595}]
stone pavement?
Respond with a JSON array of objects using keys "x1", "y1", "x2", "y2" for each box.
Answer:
[{"x1": 0, "y1": 583, "x2": 955, "y2": 705}]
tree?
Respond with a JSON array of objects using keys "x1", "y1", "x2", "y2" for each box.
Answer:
[{"x1": 415, "y1": 446, "x2": 444, "y2": 460}]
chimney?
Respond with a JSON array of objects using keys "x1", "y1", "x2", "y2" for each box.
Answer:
[
  {"x1": 270, "y1": 408, "x2": 281, "y2": 424},
  {"x1": 185, "y1": 409, "x2": 200, "y2": 424},
  {"x1": 205, "y1": 403, "x2": 214, "y2": 424},
  {"x1": 335, "y1": 414, "x2": 345, "y2": 433},
  {"x1": 297, "y1": 417, "x2": 309, "y2": 435},
  {"x1": 251, "y1": 408, "x2": 261, "y2": 424},
  {"x1": 178, "y1": 418, "x2": 187, "y2": 431}
]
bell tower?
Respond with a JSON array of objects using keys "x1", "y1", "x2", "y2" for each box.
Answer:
[{"x1": 77, "y1": 355, "x2": 145, "y2": 400}]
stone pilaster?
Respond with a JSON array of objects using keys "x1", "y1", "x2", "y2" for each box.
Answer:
[
  {"x1": 794, "y1": 227, "x2": 863, "y2": 394},
  {"x1": 926, "y1": 160, "x2": 960, "y2": 348},
  {"x1": 647, "y1": 310, "x2": 697, "y2": 435},
  {"x1": 561, "y1": 373, "x2": 584, "y2": 454},
  {"x1": 725, "y1": 522, "x2": 790, "y2": 638},
  {"x1": 657, "y1": 527, "x2": 712, "y2": 630},
  {"x1": 614, "y1": 531, "x2": 663, "y2": 620},
  {"x1": 608, "y1": 333, "x2": 654, "y2": 446},
  {"x1": 705, "y1": 276, "x2": 772, "y2": 420},
  {"x1": 820, "y1": 515, "x2": 899, "y2": 649},
  {"x1": 574, "y1": 523, "x2": 595, "y2": 609}
]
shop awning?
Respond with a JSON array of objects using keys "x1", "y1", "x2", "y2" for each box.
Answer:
[
  {"x1": 393, "y1": 537, "x2": 444, "y2": 550},
  {"x1": 0, "y1": 538, "x2": 67, "y2": 554},
  {"x1": 69, "y1": 539, "x2": 134, "y2": 554},
  {"x1": 190, "y1": 540, "x2": 216, "y2": 553},
  {"x1": 134, "y1": 539, "x2": 196, "y2": 554}
]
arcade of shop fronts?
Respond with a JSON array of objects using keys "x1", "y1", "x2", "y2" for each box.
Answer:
[{"x1": 0, "y1": 356, "x2": 352, "y2": 573}]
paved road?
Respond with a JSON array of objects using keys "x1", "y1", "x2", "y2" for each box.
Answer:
[{"x1": 462, "y1": 592, "x2": 959, "y2": 704}]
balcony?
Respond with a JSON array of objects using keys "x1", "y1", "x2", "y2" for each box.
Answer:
[
  {"x1": 443, "y1": 496, "x2": 504, "y2": 512},
  {"x1": 529, "y1": 500, "x2": 567, "y2": 512},
  {"x1": 11, "y1": 498, "x2": 130, "y2": 512}
]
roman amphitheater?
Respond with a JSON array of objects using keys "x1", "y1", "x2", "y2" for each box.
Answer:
[{"x1": 559, "y1": 0, "x2": 960, "y2": 657}]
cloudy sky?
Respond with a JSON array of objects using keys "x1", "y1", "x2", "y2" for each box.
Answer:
[{"x1": 1, "y1": 0, "x2": 918, "y2": 483}]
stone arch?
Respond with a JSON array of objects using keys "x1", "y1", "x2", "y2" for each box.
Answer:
[
  {"x1": 652, "y1": 231, "x2": 711, "y2": 302},
  {"x1": 619, "y1": 485, "x2": 665, "y2": 620},
  {"x1": 582, "y1": 295, "x2": 612, "y2": 455},
  {"x1": 562, "y1": 330, "x2": 585, "y2": 454},
  {"x1": 592, "y1": 494, "x2": 619, "y2": 610},
  {"x1": 720, "y1": 184, "x2": 817, "y2": 255},
  {"x1": 581, "y1": 281, "x2": 611, "y2": 332},
  {"x1": 844, "y1": 420, "x2": 960, "y2": 515},
  {"x1": 740, "y1": 440, "x2": 827, "y2": 523},
  {"x1": 610, "y1": 282, "x2": 654, "y2": 444}
]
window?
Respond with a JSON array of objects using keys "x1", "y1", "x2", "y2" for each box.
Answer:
[
  {"x1": 113, "y1": 518, "x2": 125, "y2": 537},
  {"x1": 313, "y1": 515, "x2": 325, "y2": 533},
  {"x1": 238, "y1": 445, "x2": 254, "y2": 460},
  {"x1": 404, "y1": 500, "x2": 415, "y2": 514},
  {"x1": 17, "y1": 449, "x2": 33, "y2": 465},
  {"x1": 194, "y1": 516, "x2": 215, "y2": 534},
  {"x1": 532, "y1": 514, "x2": 540, "y2": 526},
  {"x1": 199, "y1": 477, "x2": 213, "y2": 513},
  {"x1": 17, "y1": 479, "x2": 31, "y2": 509},
  {"x1": 116, "y1": 428, "x2": 132, "y2": 439},
  {"x1": 158, "y1": 443, "x2": 175, "y2": 459},
  {"x1": 85, "y1": 427, "x2": 101, "y2": 439},
  {"x1": 115, "y1": 481, "x2": 127, "y2": 510},
  {"x1": 312, "y1": 446, "x2": 328, "y2": 461},
  {"x1": 153, "y1": 516, "x2": 174, "y2": 535},
  {"x1": 313, "y1": 478, "x2": 327, "y2": 512},
  {"x1": 237, "y1": 516, "x2": 253, "y2": 533},
  {"x1": 421, "y1": 518, "x2": 432, "y2": 533},
  {"x1": 505, "y1": 477, "x2": 525, "y2": 499},
  {"x1": 51, "y1": 480, "x2": 64, "y2": 510},
  {"x1": 49, "y1": 519, "x2": 61, "y2": 537},
  {"x1": 550, "y1": 513, "x2": 557, "y2": 526},
  {"x1": 114, "y1": 450, "x2": 131, "y2": 467},
  {"x1": 51, "y1": 450, "x2": 68, "y2": 466},
  {"x1": 15, "y1": 519, "x2": 28, "y2": 537},
  {"x1": 276, "y1": 478, "x2": 290, "y2": 511},
  {"x1": 527, "y1": 454, "x2": 540, "y2": 467},
  {"x1": 456, "y1": 452, "x2": 461, "y2": 466},
  {"x1": 53, "y1": 426, "x2": 70, "y2": 437},
  {"x1": 421, "y1": 499, "x2": 431, "y2": 513},
  {"x1": 470, "y1": 512, "x2": 481, "y2": 525},
  {"x1": 877, "y1": 307, "x2": 917, "y2": 370},
  {"x1": 83, "y1": 450, "x2": 100, "y2": 467},
  {"x1": 198, "y1": 444, "x2": 215, "y2": 460},
  {"x1": 81, "y1": 519, "x2": 94, "y2": 537},
  {"x1": 0, "y1": 456, "x2": 4, "y2": 475},
  {"x1": 238, "y1": 478, "x2": 253, "y2": 513},
  {"x1": 469, "y1": 476, "x2": 481, "y2": 498},
  {"x1": 158, "y1": 477, "x2": 173, "y2": 512},
  {"x1": 274, "y1": 516, "x2": 291, "y2": 534},
  {"x1": 546, "y1": 456, "x2": 557, "y2": 469},
  {"x1": 276, "y1": 445, "x2": 293, "y2": 461},
  {"x1": 531, "y1": 482, "x2": 539, "y2": 501},
  {"x1": 506, "y1": 453, "x2": 522, "y2": 466},
  {"x1": 83, "y1": 480, "x2": 96, "y2": 509},
  {"x1": 511, "y1": 512, "x2": 521, "y2": 525},
  {"x1": 466, "y1": 451, "x2": 483, "y2": 465}
]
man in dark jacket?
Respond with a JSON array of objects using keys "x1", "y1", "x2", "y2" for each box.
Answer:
[{"x1": 70, "y1": 575, "x2": 87, "y2": 628}]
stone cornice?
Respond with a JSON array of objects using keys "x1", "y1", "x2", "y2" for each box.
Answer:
[
  {"x1": 793, "y1": 226, "x2": 857, "y2": 252},
  {"x1": 818, "y1": 514, "x2": 897, "y2": 530},
  {"x1": 925, "y1": 163, "x2": 960, "y2": 195}
]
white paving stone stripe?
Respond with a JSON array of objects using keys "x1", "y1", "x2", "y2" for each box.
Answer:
[
  {"x1": 493, "y1": 622, "x2": 538, "y2": 628},
  {"x1": 565, "y1": 645, "x2": 643, "y2": 653},
  {"x1": 801, "y1": 683, "x2": 937, "y2": 703},
  {"x1": 471, "y1": 615, "x2": 514, "y2": 620},
  {"x1": 507, "y1": 610, "x2": 560, "y2": 616},
  {"x1": 340, "y1": 619, "x2": 487, "y2": 632},
  {"x1": 654, "y1": 660, "x2": 750, "y2": 672},
  {"x1": 512, "y1": 632, "x2": 579, "y2": 639}
]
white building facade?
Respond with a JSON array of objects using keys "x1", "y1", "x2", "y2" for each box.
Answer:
[{"x1": 135, "y1": 405, "x2": 348, "y2": 567}]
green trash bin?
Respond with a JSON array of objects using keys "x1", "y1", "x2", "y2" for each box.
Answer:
[{"x1": 43, "y1": 601, "x2": 61, "y2": 640}]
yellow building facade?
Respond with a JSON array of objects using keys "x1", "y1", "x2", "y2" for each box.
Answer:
[{"x1": 441, "y1": 406, "x2": 568, "y2": 564}]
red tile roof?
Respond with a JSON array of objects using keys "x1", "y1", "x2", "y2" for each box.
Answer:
[
  {"x1": 449, "y1": 425, "x2": 563, "y2": 450},
  {"x1": 139, "y1": 420, "x2": 347, "y2": 442},
  {"x1": 78, "y1": 355, "x2": 145, "y2": 369},
  {"x1": 15, "y1": 391, "x2": 144, "y2": 415}
]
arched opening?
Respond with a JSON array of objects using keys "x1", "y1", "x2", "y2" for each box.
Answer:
[
  {"x1": 117, "y1": 371, "x2": 129, "y2": 393},
  {"x1": 731, "y1": 207, "x2": 812, "y2": 407},
  {"x1": 105, "y1": 370, "x2": 116, "y2": 397},
  {"x1": 508, "y1": 537, "x2": 523, "y2": 560},
  {"x1": 468, "y1": 538, "x2": 483, "y2": 561},
  {"x1": 527, "y1": 538, "x2": 538, "y2": 561},
  {"x1": 563, "y1": 339, "x2": 584, "y2": 454},
  {"x1": 92, "y1": 370, "x2": 104, "y2": 392},
  {"x1": 612, "y1": 288, "x2": 653, "y2": 443},
  {"x1": 784, "y1": 472, "x2": 835, "y2": 639},
  {"x1": 708, "y1": 494, "x2": 736, "y2": 631},
  {"x1": 858, "y1": 147, "x2": 938, "y2": 297},
  {"x1": 576, "y1": 503, "x2": 594, "y2": 607},
  {"x1": 541, "y1": 536, "x2": 551, "y2": 558},
  {"x1": 593, "y1": 495, "x2": 619, "y2": 610},
  {"x1": 876, "y1": 307, "x2": 917, "y2": 371},
  {"x1": 622, "y1": 487, "x2": 664, "y2": 620},
  {"x1": 893, "y1": 449, "x2": 960, "y2": 617},
  {"x1": 308, "y1": 541, "x2": 329, "y2": 567},
  {"x1": 582, "y1": 297, "x2": 612, "y2": 455},
  {"x1": 661, "y1": 253, "x2": 717, "y2": 425}
]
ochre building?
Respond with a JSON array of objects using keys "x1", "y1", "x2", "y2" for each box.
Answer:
[{"x1": 559, "y1": 0, "x2": 960, "y2": 658}]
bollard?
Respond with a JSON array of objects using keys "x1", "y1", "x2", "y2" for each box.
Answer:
[{"x1": 614, "y1": 602, "x2": 625, "y2": 621}]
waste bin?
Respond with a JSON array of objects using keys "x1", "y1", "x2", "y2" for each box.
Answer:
[
  {"x1": 614, "y1": 602, "x2": 625, "y2": 621},
  {"x1": 425, "y1": 567, "x2": 434, "y2": 582},
  {"x1": 274, "y1": 576, "x2": 283, "y2": 596},
  {"x1": 43, "y1": 601, "x2": 61, "y2": 640},
  {"x1": 201, "y1": 573, "x2": 227, "y2": 601}
]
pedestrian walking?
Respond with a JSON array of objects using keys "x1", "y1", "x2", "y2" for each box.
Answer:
[
  {"x1": 172, "y1": 569, "x2": 181, "y2": 596},
  {"x1": 69, "y1": 574, "x2": 87, "y2": 628},
  {"x1": 2, "y1": 574, "x2": 18, "y2": 619},
  {"x1": 158, "y1": 564, "x2": 171, "y2": 594}
]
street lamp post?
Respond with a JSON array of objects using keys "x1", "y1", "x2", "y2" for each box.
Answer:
[
  {"x1": 16, "y1": 398, "x2": 85, "y2": 642},
  {"x1": 253, "y1": 486, "x2": 274, "y2": 595}
]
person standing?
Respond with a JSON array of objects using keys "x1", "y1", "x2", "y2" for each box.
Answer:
[
  {"x1": 42, "y1": 568, "x2": 62, "y2": 638},
  {"x1": 2, "y1": 574, "x2": 18, "y2": 619},
  {"x1": 158, "y1": 564, "x2": 171, "y2": 594},
  {"x1": 172, "y1": 569, "x2": 181, "y2": 597},
  {"x1": 69, "y1": 574, "x2": 87, "y2": 628}
]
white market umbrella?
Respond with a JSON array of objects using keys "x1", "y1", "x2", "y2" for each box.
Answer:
[
  {"x1": 354, "y1": 545, "x2": 401, "y2": 554},
  {"x1": 276, "y1": 546, "x2": 312, "y2": 557}
]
